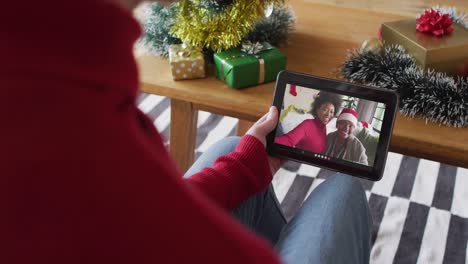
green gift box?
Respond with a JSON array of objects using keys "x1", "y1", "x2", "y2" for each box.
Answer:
[
  {"x1": 381, "y1": 19, "x2": 468, "y2": 75},
  {"x1": 214, "y1": 42, "x2": 287, "y2": 89}
]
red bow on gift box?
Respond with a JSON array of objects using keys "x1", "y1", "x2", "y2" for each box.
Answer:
[{"x1": 416, "y1": 8, "x2": 454, "y2": 36}]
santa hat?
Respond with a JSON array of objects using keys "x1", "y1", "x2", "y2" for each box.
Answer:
[
  {"x1": 360, "y1": 121, "x2": 369, "y2": 128},
  {"x1": 337, "y1": 108, "x2": 358, "y2": 127}
]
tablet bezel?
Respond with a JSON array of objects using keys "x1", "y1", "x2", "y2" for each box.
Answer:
[{"x1": 266, "y1": 70, "x2": 399, "y2": 181}]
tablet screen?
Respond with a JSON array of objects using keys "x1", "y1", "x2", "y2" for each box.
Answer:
[{"x1": 274, "y1": 84, "x2": 385, "y2": 169}]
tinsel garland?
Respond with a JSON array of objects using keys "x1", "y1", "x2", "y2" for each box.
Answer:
[
  {"x1": 141, "y1": 2, "x2": 294, "y2": 57},
  {"x1": 342, "y1": 45, "x2": 468, "y2": 128},
  {"x1": 199, "y1": 0, "x2": 233, "y2": 13},
  {"x1": 170, "y1": 0, "x2": 284, "y2": 52},
  {"x1": 244, "y1": 5, "x2": 295, "y2": 47}
]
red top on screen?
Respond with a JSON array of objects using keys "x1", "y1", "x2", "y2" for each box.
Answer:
[{"x1": 275, "y1": 117, "x2": 327, "y2": 153}]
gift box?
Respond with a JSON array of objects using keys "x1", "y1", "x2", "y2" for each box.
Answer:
[
  {"x1": 168, "y1": 44, "x2": 206, "y2": 80},
  {"x1": 381, "y1": 19, "x2": 468, "y2": 75},
  {"x1": 214, "y1": 42, "x2": 287, "y2": 89}
]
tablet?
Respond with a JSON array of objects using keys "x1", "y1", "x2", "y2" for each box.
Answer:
[{"x1": 266, "y1": 71, "x2": 398, "y2": 181}]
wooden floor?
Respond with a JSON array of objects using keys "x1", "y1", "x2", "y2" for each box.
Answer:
[{"x1": 304, "y1": 0, "x2": 468, "y2": 16}]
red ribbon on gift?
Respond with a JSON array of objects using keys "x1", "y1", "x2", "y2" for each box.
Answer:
[{"x1": 416, "y1": 8, "x2": 454, "y2": 36}]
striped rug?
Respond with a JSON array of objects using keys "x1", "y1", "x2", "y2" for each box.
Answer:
[{"x1": 138, "y1": 93, "x2": 468, "y2": 264}]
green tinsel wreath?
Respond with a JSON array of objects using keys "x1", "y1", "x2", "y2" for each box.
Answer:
[
  {"x1": 170, "y1": 0, "x2": 284, "y2": 52},
  {"x1": 342, "y1": 45, "x2": 468, "y2": 128}
]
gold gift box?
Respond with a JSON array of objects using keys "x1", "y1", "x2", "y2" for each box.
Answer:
[
  {"x1": 168, "y1": 44, "x2": 206, "y2": 81},
  {"x1": 381, "y1": 19, "x2": 468, "y2": 75}
]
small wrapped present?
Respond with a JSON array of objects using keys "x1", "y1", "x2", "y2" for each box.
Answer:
[
  {"x1": 214, "y1": 41, "x2": 287, "y2": 89},
  {"x1": 168, "y1": 44, "x2": 205, "y2": 80},
  {"x1": 381, "y1": 19, "x2": 468, "y2": 75}
]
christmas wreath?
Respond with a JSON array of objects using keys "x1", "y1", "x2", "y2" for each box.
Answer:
[{"x1": 342, "y1": 7, "x2": 468, "y2": 128}]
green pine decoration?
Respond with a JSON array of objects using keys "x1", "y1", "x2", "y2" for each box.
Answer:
[
  {"x1": 141, "y1": 3, "x2": 182, "y2": 58},
  {"x1": 245, "y1": 6, "x2": 296, "y2": 47},
  {"x1": 344, "y1": 97, "x2": 359, "y2": 109},
  {"x1": 199, "y1": 0, "x2": 233, "y2": 13}
]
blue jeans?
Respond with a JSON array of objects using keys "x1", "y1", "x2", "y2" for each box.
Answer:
[{"x1": 185, "y1": 137, "x2": 372, "y2": 264}]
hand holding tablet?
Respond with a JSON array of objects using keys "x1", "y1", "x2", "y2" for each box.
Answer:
[{"x1": 266, "y1": 71, "x2": 398, "y2": 181}]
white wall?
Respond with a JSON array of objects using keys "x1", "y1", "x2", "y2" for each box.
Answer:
[{"x1": 283, "y1": 84, "x2": 320, "y2": 112}]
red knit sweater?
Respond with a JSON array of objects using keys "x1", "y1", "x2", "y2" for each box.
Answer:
[
  {"x1": 275, "y1": 117, "x2": 327, "y2": 153},
  {"x1": 1, "y1": 1, "x2": 282, "y2": 263}
]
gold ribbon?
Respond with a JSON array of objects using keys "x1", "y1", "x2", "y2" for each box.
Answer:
[
  {"x1": 177, "y1": 50, "x2": 191, "y2": 58},
  {"x1": 241, "y1": 41, "x2": 267, "y2": 84},
  {"x1": 258, "y1": 56, "x2": 265, "y2": 84},
  {"x1": 170, "y1": 44, "x2": 203, "y2": 61}
]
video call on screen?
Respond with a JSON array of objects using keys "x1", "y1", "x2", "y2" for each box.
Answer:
[{"x1": 274, "y1": 84, "x2": 386, "y2": 168}]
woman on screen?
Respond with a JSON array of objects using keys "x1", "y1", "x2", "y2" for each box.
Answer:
[
  {"x1": 275, "y1": 92, "x2": 343, "y2": 153},
  {"x1": 323, "y1": 109, "x2": 369, "y2": 165}
]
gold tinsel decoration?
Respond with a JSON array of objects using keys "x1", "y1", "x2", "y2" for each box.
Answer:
[{"x1": 170, "y1": 0, "x2": 285, "y2": 52}]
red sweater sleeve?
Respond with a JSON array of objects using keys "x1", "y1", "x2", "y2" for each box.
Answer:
[
  {"x1": 186, "y1": 135, "x2": 273, "y2": 210},
  {"x1": 275, "y1": 120, "x2": 308, "y2": 147}
]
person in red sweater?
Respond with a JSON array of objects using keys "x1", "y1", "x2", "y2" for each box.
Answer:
[
  {"x1": 275, "y1": 92, "x2": 343, "y2": 153},
  {"x1": 2, "y1": 0, "x2": 372, "y2": 263}
]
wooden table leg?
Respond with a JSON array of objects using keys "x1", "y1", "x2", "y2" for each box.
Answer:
[
  {"x1": 170, "y1": 99, "x2": 198, "y2": 173},
  {"x1": 236, "y1": 120, "x2": 255, "y2": 136}
]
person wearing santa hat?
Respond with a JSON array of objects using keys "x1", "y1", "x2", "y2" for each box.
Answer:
[{"x1": 323, "y1": 109, "x2": 369, "y2": 165}]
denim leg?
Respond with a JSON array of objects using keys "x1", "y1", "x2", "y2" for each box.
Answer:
[
  {"x1": 232, "y1": 184, "x2": 287, "y2": 244},
  {"x1": 184, "y1": 136, "x2": 287, "y2": 245},
  {"x1": 276, "y1": 174, "x2": 372, "y2": 264},
  {"x1": 184, "y1": 136, "x2": 241, "y2": 178}
]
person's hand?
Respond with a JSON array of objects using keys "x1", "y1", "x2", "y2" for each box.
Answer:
[{"x1": 246, "y1": 106, "x2": 285, "y2": 175}]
